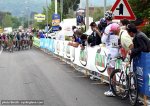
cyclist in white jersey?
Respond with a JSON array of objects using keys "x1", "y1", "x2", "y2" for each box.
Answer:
[{"x1": 102, "y1": 11, "x2": 120, "y2": 97}]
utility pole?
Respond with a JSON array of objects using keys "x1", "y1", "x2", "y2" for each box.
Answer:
[
  {"x1": 25, "y1": 0, "x2": 30, "y2": 28},
  {"x1": 28, "y1": 7, "x2": 30, "y2": 28},
  {"x1": 46, "y1": 0, "x2": 49, "y2": 32},
  {"x1": 21, "y1": 11, "x2": 24, "y2": 28},
  {"x1": 55, "y1": 0, "x2": 57, "y2": 14},
  {"x1": 104, "y1": 0, "x2": 106, "y2": 17},
  {"x1": 61, "y1": 0, "x2": 63, "y2": 21},
  {"x1": 86, "y1": 0, "x2": 89, "y2": 31}
]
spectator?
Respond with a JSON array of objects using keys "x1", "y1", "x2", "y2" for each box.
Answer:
[
  {"x1": 111, "y1": 19, "x2": 133, "y2": 52},
  {"x1": 88, "y1": 22, "x2": 101, "y2": 47},
  {"x1": 126, "y1": 23, "x2": 150, "y2": 62},
  {"x1": 77, "y1": 13, "x2": 85, "y2": 26},
  {"x1": 68, "y1": 28, "x2": 82, "y2": 47},
  {"x1": 120, "y1": 19, "x2": 130, "y2": 30},
  {"x1": 80, "y1": 34, "x2": 88, "y2": 50},
  {"x1": 39, "y1": 31, "x2": 45, "y2": 38},
  {"x1": 56, "y1": 26, "x2": 65, "y2": 41}
]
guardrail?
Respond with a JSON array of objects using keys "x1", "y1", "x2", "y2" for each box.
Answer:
[{"x1": 33, "y1": 37, "x2": 150, "y2": 106}]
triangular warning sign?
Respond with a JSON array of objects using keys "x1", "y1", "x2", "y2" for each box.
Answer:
[{"x1": 111, "y1": 0, "x2": 136, "y2": 20}]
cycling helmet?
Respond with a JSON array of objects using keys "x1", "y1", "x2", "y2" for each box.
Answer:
[
  {"x1": 99, "y1": 18, "x2": 107, "y2": 28},
  {"x1": 98, "y1": 18, "x2": 107, "y2": 32},
  {"x1": 104, "y1": 11, "x2": 114, "y2": 20}
]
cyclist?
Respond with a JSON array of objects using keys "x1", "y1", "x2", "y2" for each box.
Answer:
[
  {"x1": 29, "y1": 33, "x2": 33, "y2": 48},
  {"x1": 8, "y1": 33, "x2": 14, "y2": 52},
  {"x1": 16, "y1": 32, "x2": 21, "y2": 50},
  {"x1": 102, "y1": 11, "x2": 120, "y2": 97},
  {"x1": 98, "y1": 18, "x2": 107, "y2": 35}
]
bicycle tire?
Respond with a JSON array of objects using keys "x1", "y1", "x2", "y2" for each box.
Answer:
[
  {"x1": 110, "y1": 69, "x2": 129, "y2": 99},
  {"x1": 128, "y1": 71, "x2": 138, "y2": 106}
]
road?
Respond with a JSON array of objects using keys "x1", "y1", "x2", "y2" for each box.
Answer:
[{"x1": 0, "y1": 48, "x2": 133, "y2": 106}]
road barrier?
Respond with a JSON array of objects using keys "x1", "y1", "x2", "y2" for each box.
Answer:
[
  {"x1": 34, "y1": 37, "x2": 150, "y2": 105},
  {"x1": 33, "y1": 37, "x2": 40, "y2": 47}
]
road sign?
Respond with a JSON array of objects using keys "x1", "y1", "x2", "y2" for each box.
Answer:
[
  {"x1": 52, "y1": 14, "x2": 60, "y2": 31},
  {"x1": 34, "y1": 14, "x2": 45, "y2": 22},
  {"x1": 111, "y1": 0, "x2": 136, "y2": 20}
]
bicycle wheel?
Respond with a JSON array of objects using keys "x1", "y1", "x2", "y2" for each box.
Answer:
[
  {"x1": 128, "y1": 71, "x2": 138, "y2": 106},
  {"x1": 110, "y1": 69, "x2": 129, "y2": 99}
]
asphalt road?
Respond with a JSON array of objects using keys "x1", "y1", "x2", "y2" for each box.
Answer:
[{"x1": 0, "y1": 48, "x2": 133, "y2": 106}]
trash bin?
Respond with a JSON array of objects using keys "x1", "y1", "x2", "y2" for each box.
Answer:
[{"x1": 133, "y1": 52, "x2": 150, "y2": 96}]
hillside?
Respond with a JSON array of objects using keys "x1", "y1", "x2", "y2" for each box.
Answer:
[{"x1": 0, "y1": 0, "x2": 49, "y2": 16}]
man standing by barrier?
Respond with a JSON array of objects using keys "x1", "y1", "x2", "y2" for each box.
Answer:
[
  {"x1": 88, "y1": 22, "x2": 101, "y2": 47},
  {"x1": 126, "y1": 23, "x2": 150, "y2": 62},
  {"x1": 110, "y1": 19, "x2": 134, "y2": 59}
]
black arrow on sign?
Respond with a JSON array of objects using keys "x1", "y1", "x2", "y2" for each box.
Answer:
[{"x1": 116, "y1": 3, "x2": 124, "y2": 15}]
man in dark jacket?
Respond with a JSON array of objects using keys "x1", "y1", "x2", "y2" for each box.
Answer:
[
  {"x1": 88, "y1": 22, "x2": 102, "y2": 47},
  {"x1": 126, "y1": 23, "x2": 150, "y2": 61}
]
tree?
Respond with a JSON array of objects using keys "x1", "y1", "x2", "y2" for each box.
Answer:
[
  {"x1": 128, "y1": 0, "x2": 150, "y2": 37},
  {"x1": 2, "y1": 13, "x2": 13, "y2": 27},
  {"x1": 33, "y1": 0, "x2": 80, "y2": 29},
  {"x1": 53, "y1": 0, "x2": 80, "y2": 15},
  {"x1": 11, "y1": 17, "x2": 21, "y2": 28},
  {"x1": 93, "y1": 7, "x2": 104, "y2": 21},
  {"x1": 33, "y1": 1, "x2": 61, "y2": 29},
  {"x1": 128, "y1": 0, "x2": 150, "y2": 20}
]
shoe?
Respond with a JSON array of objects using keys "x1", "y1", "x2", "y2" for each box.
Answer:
[
  {"x1": 137, "y1": 99, "x2": 144, "y2": 105},
  {"x1": 104, "y1": 90, "x2": 115, "y2": 97}
]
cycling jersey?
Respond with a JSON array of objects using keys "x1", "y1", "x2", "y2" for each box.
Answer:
[{"x1": 102, "y1": 23, "x2": 119, "y2": 68}]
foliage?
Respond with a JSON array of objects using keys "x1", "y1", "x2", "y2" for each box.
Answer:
[
  {"x1": 54, "y1": 0, "x2": 80, "y2": 15},
  {"x1": 11, "y1": 17, "x2": 21, "y2": 28},
  {"x1": 33, "y1": 1, "x2": 61, "y2": 30},
  {"x1": 0, "y1": 11, "x2": 21, "y2": 28},
  {"x1": 93, "y1": 7, "x2": 104, "y2": 21},
  {"x1": 128, "y1": 0, "x2": 150, "y2": 20},
  {"x1": 142, "y1": 25, "x2": 150, "y2": 38},
  {"x1": 128, "y1": 0, "x2": 150, "y2": 37},
  {"x1": 2, "y1": 14, "x2": 13, "y2": 27}
]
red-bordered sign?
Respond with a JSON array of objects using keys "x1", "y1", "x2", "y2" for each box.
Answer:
[{"x1": 111, "y1": 0, "x2": 136, "y2": 20}]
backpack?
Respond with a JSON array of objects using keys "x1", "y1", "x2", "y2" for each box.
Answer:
[{"x1": 118, "y1": 31, "x2": 128, "y2": 59}]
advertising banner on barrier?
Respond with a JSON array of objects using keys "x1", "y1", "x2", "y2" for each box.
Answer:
[
  {"x1": 50, "y1": 39, "x2": 55, "y2": 52},
  {"x1": 54, "y1": 40, "x2": 60, "y2": 55},
  {"x1": 59, "y1": 41, "x2": 65, "y2": 57},
  {"x1": 38, "y1": 39, "x2": 111, "y2": 76},
  {"x1": 70, "y1": 46, "x2": 75, "y2": 62},
  {"x1": 40, "y1": 38, "x2": 45, "y2": 48},
  {"x1": 35, "y1": 38, "x2": 150, "y2": 97},
  {"x1": 47, "y1": 39, "x2": 51, "y2": 51},
  {"x1": 63, "y1": 41, "x2": 71, "y2": 59},
  {"x1": 33, "y1": 37, "x2": 40, "y2": 47},
  {"x1": 79, "y1": 47, "x2": 88, "y2": 67},
  {"x1": 45, "y1": 39, "x2": 50, "y2": 49},
  {"x1": 133, "y1": 52, "x2": 150, "y2": 96}
]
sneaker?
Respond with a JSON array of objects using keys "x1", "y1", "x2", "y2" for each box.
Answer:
[
  {"x1": 137, "y1": 99, "x2": 144, "y2": 105},
  {"x1": 104, "y1": 90, "x2": 115, "y2": 97}
]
